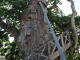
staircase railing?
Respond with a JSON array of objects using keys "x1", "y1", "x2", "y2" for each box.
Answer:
[{"x1": 25, "y1": 30, "x2": 71, "y2": 60}]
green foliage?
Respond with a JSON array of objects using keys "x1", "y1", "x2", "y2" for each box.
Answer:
[
  {"x1": 66, "y1": 53, "x2": 70, "y2": 60},
  {"x1": 47, "y1": 8, "x2": 80, "y2": 44},
  {"x1": 73, "y1": 51, "x2": 80, "y2": 60},
  {"x1": 47, "y1": 10, "x2": 71, "y2": 35},
  {"x1": 0, "y1": 32, "x2": 9, "y2": 56},
  {"x1": 0, "y1": 40, "x2": 3, "y2": 47},
  {"x1": 47, "y1": 0, "x2": 62, "y2": 5},
  {"x1": 5, "y1": 41, "x2": 21, "y2": 60},
  {"x1": 0, "y1": 0, "x2": 28, "y2": 29},
  {"x1": 66, "y1": 51, "x2": 80, "y2": 60},
  {"x1": 0, "y1": 35, "x2": 21, "y2": 59}
]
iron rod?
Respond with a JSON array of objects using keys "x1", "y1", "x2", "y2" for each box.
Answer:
[{"x1": 39, "y1": 2, "x2": 66, "y2": 60}]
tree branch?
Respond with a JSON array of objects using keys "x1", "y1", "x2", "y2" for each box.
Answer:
[
  {"x1": 0, "y1": 17, "x2": 20, "y2": 38},
  {"x1": 47, "y1": 3, "x2": 58, "y2": 10},
  {"x1": 68, "y1": 0, "x2": 78, "y2": 48}
]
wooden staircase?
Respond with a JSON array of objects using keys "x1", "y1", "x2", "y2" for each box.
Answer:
[
  {"x1": 50, "y1": 30, "x2": 71, "y2": 60},
  {"x1": 25, "y1": 30, "x2": 71, "y2": 60}
]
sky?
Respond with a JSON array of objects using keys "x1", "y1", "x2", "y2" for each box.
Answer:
[
  {"x1": 9, "y1": 37, "x2": 14, "y2": 42},
  {"x1": 58, "y1": 0, "x2": 80, "y2": 16}
]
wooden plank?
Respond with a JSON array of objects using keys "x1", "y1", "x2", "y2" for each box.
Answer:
[
  {"x1": 50, "y1": 47, "x2": 64, "y2": 60},
  {"x1": 64, "y1": 42, "x2": 71, "y2": 51},
  {"x1": 61, "y1": 34, "x2": 64, "y2": 47},
  {"x1": 50, "y1": 50, "x2": 60, "y2": 60},
  {"x1": 51, "y1": 45, "x2": 57, "y2": 55},
  {"x1": 50, "y1": 42, "x2": 71, "y2": 60},
  {"x1": 48, "y1": 42, "x2": 51, "y2": 60},
  {"x1": 49, "y1": 41, "x2": 55, "y2": 45}
]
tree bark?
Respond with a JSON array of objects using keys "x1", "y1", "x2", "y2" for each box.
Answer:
[
  {"x1": 17, "y1": 0, "x2": 53, "y2": 60},
  {"x1": 69, "y1": 47, "x2": 74, "y2": 60},
  {"x1": 68, "y1": 0, "x2": 78, "y2": 48},
  {"x1": 0, "y1": 18, "x2": 20, "y2": 42},
  {"x1": 47, "y1": 3, "x2": 58, "y2": 10}
]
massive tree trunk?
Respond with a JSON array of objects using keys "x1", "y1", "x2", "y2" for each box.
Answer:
[{"x1": 16, "y1": 0, "x2": 53, "y2": 60}]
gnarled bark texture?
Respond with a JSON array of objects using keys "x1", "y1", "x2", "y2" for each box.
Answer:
[
  {"x1": 68, "y1": 0, "x2": 78, "y2": 48},
  {"x1": 17, "y1": 0, "x2": 53, "y2": 60}
]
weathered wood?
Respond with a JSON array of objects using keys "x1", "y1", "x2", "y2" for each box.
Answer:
[
  {"x1": 50, "y1": 42, "x2": 71, "y2": 60},
  {"x1": 61, "y1": 34, "x2": 64, "y2": 47},
  {"x1": 49, "y1": 30, "x2": 71, "y2": 60},
  {"x1": 50, "y1": 49, "x2": 60, "y2": 60},
  {"x1": 48, "y1": 42, "x2": 51, "y2": 60}
]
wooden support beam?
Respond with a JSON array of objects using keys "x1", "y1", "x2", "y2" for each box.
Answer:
[{"x1": 50, "y1": 42, "x2": 71, "y2": 60}]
